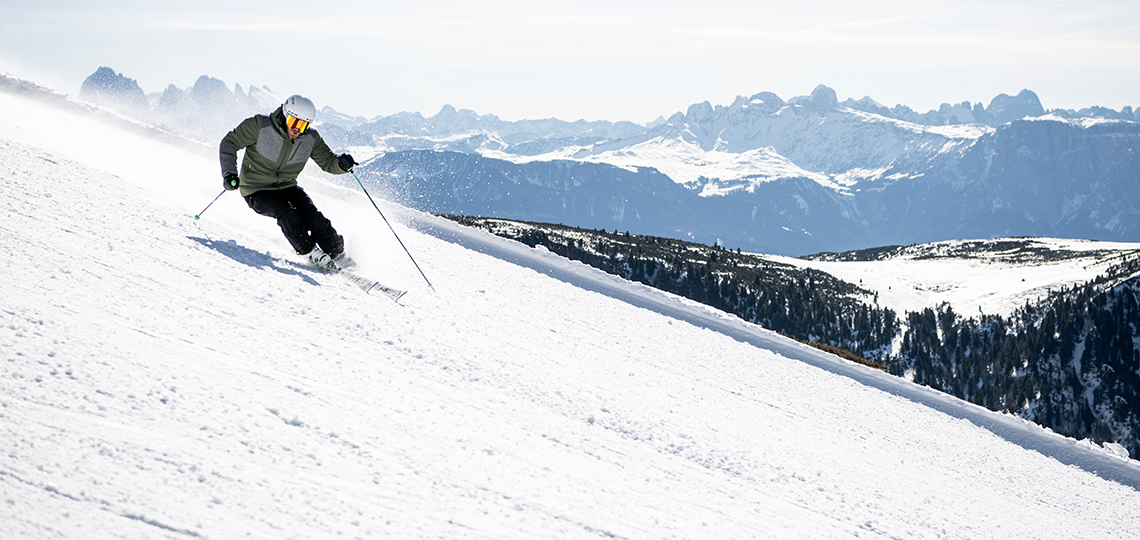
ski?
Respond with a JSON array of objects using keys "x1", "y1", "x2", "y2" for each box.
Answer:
[
  {"x1": 301, "y1": 250, "x2": 407, "y2": 302},
  {"x1": 309, "y1": 259, "x2": 406, "y2": 302},
  {"x1": 338, "y1": 270, "x2": 408, "y2": 302}
]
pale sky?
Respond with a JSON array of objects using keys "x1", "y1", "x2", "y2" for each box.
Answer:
[{"x1": 2, "y1": 0, "x2": 1138, "y2": 123}]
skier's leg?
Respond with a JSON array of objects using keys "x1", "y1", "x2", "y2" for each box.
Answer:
[
  {"x1": 244, "y1": 189, "x2": 316, "y2": 255},
  {"x1": 283, "y1": 187, "x2": 344, "y2": 257}
]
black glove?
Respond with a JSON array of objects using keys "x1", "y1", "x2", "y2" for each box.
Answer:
[
  {"x1": 223, "y1": 173, "x2": 240, "y2": 191},
  {"x1": 337, "y1": 153, "x2": 357, "y2": 172}
]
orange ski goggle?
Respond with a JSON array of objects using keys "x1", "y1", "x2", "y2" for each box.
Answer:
[{"x1": 286, "y1": 114, "x2": 310, "y2": 133}]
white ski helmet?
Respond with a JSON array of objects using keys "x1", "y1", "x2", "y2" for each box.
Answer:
[{"x1": 282, "y1": 94, "x2": 316, "y2": 123}]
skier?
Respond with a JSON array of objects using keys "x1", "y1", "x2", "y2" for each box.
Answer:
[{"x1": 219, "y1": 94, "x2": 357, "y2": 270}]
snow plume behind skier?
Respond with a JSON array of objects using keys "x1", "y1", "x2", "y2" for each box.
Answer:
[{"x1": 219, "y1": 94, "x2": 357, "y2": 270}]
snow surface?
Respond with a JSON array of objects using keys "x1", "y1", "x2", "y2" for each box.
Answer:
[{"x1": 3, "y1": 89, "x2": 1140, "y2": 539}]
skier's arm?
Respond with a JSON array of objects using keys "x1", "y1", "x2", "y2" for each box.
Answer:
[
  {"x1": 219, "y1": 116, "x2": 261, "y2": 178},
  {"x1": 309, "y1": 132, "x2": 350, "y2": 175}
]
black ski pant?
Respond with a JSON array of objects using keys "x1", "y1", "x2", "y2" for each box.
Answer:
[{"x1": 245, "y1": 186, "x2": 343, "y2": 256}]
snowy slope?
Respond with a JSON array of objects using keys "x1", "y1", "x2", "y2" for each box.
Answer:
[
  {"x1": 3, "y1": 88, "x2": 1140, "y2": 539},
  {"x1": 769, "y1": 238, "x2": 1140, "y2": 319}
]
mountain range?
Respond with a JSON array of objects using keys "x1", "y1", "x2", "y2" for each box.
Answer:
[{"x1": 76, "y1": 67, "x2": 1140, "y2": 256}]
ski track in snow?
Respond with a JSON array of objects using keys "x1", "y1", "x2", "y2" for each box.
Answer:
[{"x1": 2, "y1": 90, "x2": 1140, "y2": 539}]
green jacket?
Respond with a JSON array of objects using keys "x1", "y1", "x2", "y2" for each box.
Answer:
[{"x1": 219, "y1": 106, "x2": 347, "y2": 196}]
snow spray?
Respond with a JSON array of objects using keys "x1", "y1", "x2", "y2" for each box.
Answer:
[{"x1": 349, "y1": 168, "x2": 435, "y2": 292}]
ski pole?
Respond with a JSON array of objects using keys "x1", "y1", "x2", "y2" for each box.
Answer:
[
  {"x1": 194, "y1": 189, "x2": 227, "y2": 220},
  {"x1": 349, "y1": 169, "x2": 435, "y2": 292}
]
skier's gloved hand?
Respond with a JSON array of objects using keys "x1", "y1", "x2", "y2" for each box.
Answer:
[
  {"x1": 337, "y1": 153, "x2": 357, "y2": 172},
  {"x1": 223, "y1": 173, "x2": 240, "y2": 191}
]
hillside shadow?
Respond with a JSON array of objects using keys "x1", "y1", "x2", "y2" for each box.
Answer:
[
  {"x1": 408, "y1": 212, "x2": 1140, "y2": 492},
  {"x1": 188, "y1": 237, "x2": 319, "y2": 286}
]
